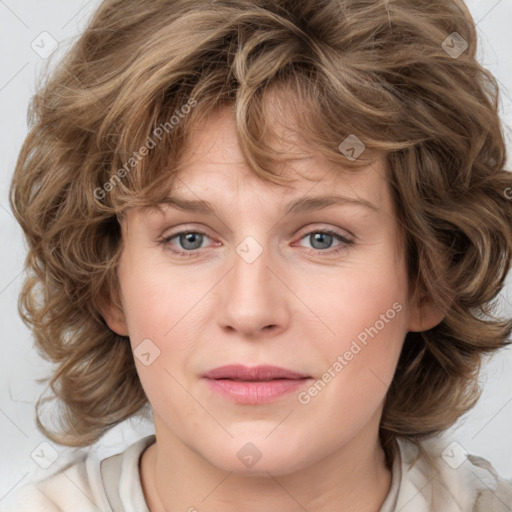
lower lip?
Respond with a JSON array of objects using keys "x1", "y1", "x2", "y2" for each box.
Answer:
[{"x1": 204, "y1": 378, "x2": 311, "y2": 404}]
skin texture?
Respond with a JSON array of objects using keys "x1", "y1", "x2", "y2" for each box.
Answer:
[{"x1": 104, "y1": 105, "x2": 443, "y2": 512}]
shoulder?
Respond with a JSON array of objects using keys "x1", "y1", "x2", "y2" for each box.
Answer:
[
  {"x1": 395, "y1": 436, "x2": 512, "y2": 512},
  {"x1": 0, "y1": 435, "x2": 155, "y2": 512},
  {"x1": 0, "y1": 451, "x2": 110, "y2": 512}
]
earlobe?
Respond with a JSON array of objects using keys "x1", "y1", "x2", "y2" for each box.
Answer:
[
  {"x1": 100, "y1": 289, "x2": 129, "y2": 336},
  {"x1": 407, "y1": 298, "x2": 444, "y2": 332},
  {"x1": 103, "y1": 304, "x2": 129, "y2": 336}
]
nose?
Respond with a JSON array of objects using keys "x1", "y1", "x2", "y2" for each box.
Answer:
[{"x1": 216, "y1": 239, "x2": 290, "y2": 339}]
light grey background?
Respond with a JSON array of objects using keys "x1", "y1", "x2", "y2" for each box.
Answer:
[{"x1": 1, "y1": 0, "x2": 512, "y2": 502}]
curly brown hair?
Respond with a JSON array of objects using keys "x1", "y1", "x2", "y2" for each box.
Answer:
[{"x1": 9, "y1": 0, "x2": 512, "y2": 465}]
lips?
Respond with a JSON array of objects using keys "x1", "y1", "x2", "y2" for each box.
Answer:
[
  {"x1": 202, "y1": 364, "x2": 310, "y2": 381},
  {"x1": 202, "y1": 365, "x2": 312, "y2": 404}
]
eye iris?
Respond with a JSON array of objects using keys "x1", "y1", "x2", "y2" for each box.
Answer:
[
  {"x1": 310, "y1": 232, "x2": 333, "y2": 250},
  {"x1": 179, "y1": 233, "x2": 203, "y2": 250}
]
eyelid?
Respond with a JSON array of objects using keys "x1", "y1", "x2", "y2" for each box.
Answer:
[
  {"x1": 294, "y1": 223, "x2": 355, "y2": 242},
  {"x1": 159, "y1": 224, "x2": 216, "y2": 242}
]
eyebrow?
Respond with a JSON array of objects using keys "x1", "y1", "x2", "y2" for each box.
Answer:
[{"x1": 157, "y1": 194, "x2": 378, "y2": 216}]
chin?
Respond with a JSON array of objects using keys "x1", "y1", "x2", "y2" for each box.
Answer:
[{"x1": 199, "y1": 435, "x2": 313, "y2": 477}]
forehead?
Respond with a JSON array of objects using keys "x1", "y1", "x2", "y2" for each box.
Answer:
[{"x1": 174, "y1": 106, "x2": 389, "y2": 207}]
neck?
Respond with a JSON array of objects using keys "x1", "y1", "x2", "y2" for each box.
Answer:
[{"x1": 140, "y1": 418, "x2": 393, "y2": 512}]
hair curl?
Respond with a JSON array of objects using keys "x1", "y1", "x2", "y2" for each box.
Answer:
[{"x1": 10, "y1": 0, "x2": 512, "y2": 466}]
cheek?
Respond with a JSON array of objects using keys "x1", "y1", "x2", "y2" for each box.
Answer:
[
  {"x1": 293, "y1": 252, "x2": 409, "y2": 417},
  {"x1": 296, "y1": 257, "x2": 409, "y2": 353},
  {"x1": 118, "y1": 252, "x2": 208, "y2": 345},
  {"x1": 293, "y1": 250, "x2": 410, "y2": 410},
  {"x1": 117, "y1": 258, "x2": 210, "y2": 413}
]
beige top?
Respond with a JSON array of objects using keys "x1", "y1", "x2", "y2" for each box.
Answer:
[{"x1": 2, "y1": 435, "x2": 512, "y2": 511}]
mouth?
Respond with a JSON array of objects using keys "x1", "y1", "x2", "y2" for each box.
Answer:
[{"x1": 202, "y1": 365, "x2": 312, "y2": 404}]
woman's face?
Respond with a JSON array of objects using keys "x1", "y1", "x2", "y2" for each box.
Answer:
[{"x1": 107, "y1": 106, "x2": 437, "y2": 476}]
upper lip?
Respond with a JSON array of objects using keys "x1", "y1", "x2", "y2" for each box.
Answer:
[{"x1": 203, "y1": 365, "x2": 310, "y2": 381}]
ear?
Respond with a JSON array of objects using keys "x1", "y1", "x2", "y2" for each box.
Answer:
[
  {"x1": 102, "y1": 304, "x2": 129, "y2": 336},
  {"x1": 100, "y1": 287, "x2": 129, "y2": 337},
  {"x1": 407, "y1": 296, "x2": 444, "y2": 332}
]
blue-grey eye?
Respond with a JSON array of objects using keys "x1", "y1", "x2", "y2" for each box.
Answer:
[
  {"x1": 308, "y1": 232, "x2": 334, "y2": 250},
  {"x1": 178, "y1": 232, "x2": 204, "y2": 250}
]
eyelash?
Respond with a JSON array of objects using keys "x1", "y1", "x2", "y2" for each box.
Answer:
[{"x1": 158, "y1": 228, "x2": 354, "y2": 258}]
